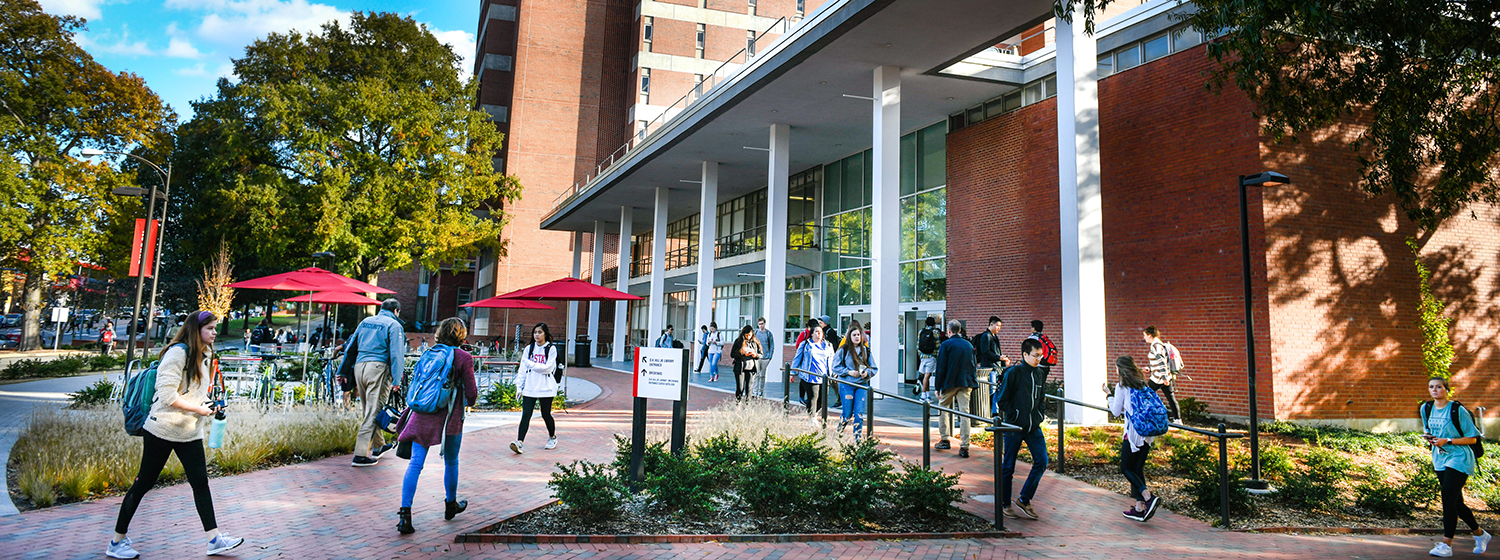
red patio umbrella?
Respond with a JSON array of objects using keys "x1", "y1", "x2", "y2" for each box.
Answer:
[
  {"x1": 492, "y1": 277, "x2": 642, "y2": 302},
  {"x1": 460, "y1": 297, "x2": 555, "y2": 309},
  {"x1": 284, "y1": 291, "x2": 382, "y2": 305},
  {"x1": 227, "y1": 267, "x2": 395, "y2": 294}
]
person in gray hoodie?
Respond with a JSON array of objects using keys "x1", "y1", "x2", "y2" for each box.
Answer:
[{"x1": 340, "y1": 298, "x2": 408, "y2": 467}]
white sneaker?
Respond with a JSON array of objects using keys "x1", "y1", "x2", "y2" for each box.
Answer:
[
  {"x1": 510, "y1": 440, "x2": 524, "y2": 454},
  {"x1": 544, "y1": 437, "x2": 558, "y2": 450},
  {"x1": 1431, "y1": 542, "x2": 1454, "y2": 557},
  {"x1": 106, "y1": 537, "x2": 140, "y2": 559},
  {"x1": 206, "y1": 534, "x2": 244, "y2": 556},
  {"x1": 1478, "y1": 531, "x2": 1493, "y2": 554}
]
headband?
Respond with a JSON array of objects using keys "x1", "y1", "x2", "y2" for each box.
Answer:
[{"x1": 197, "y1": 311, "x2": 215, "y2": 324}]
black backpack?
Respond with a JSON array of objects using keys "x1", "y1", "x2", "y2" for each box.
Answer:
[
  {"x1": 1421, "y1": 400, "x2": 1486, "y2": 459},
  {"x1": 918, "y1": 327, "x2": 938, "y2": 355}
]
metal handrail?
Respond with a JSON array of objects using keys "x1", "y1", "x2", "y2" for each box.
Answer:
[
  {"x1": 1042, "y1": 392, "x2": 1246, "y2": 528},
  {"x1": 784, "y1": 364, "x2": 1021, "y2": 531}
]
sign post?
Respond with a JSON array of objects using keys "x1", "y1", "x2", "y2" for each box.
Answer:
[
  {"x1": 629, "y1": 346, "x2": 690, "y2": 490},
  {"x1": 50, "y1": 307, "x2": 70, "y2": 351}
]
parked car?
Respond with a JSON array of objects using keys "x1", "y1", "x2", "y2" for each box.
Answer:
[
  {"x1": 0, "y1": 327, "x2": 20, "y2": 349},
  {"x1": 2, "y1": 314, "x2": 21, "y2": 328}
]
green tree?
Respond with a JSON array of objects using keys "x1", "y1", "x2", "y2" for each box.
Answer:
[
  {"x1": 0, "y1": 0, "x2": 174, "y2": 350},
  {"x1": 173, "y1": 12, "x2": 519, "y2": 285},
  {"x1": 1054, "y1": 0, "x2": 1500, "y2": 231}
]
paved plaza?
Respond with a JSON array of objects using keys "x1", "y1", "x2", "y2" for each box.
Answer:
[{"x1": 0, "y1": 367, "x2": 1446, "y2": 559}]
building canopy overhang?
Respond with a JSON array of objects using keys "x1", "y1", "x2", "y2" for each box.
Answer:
[{"x1": 539, "y1": 0, "x2": 1054, "y2": 234}]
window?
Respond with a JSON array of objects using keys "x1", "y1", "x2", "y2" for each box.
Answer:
[
  {"x1": 1142, "y1": 33, "x2": 1170, "y2": 62},
  {"x1": 1044, "y1": 76, "x2": 1057, "y2": 98},
  {"x1": 456, "y1": 288, "x2": 472, "y2": 307},
  {"x1": 1116, "y1": 44, "x2": 1140, "y2": 70},
  {"x1": 693, "y1": 73, "x2": 704, "y2": 97},
  {"x1": 1098, "y1": 53, "x2": 1114, "y2": 78},
  {"x1": 696, "y1": 24, "x2": 705, "y2": 58},
  {"x1": 639, "y1": 68, "x2": 651, "y2": 105},
  {"x1": 747, "y1": 30, "x2": 757, "y2": 56},
  {"x1": 643, "y1": 16, "x2": 653, "y2": 52},
  {"x1": 1024, "y1": 82, "x2": 1043, "y2": 105},
  {"x1": 1173, "y1": 26, "x2": 1202, "y2": 50},
  {"x1": 748, "y1": 0, "x2": 756, "y2": 15},
  {"x1": 797, "y1": 0, "x2": 805, "y2": 16}
]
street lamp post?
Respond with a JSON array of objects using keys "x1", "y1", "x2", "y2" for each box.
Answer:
[
  {"x1": 1237, "y1": 171, "x2": 1289, "y2": 491},
  {"x1": 82, "y1": 149, "x2": 170, "y2": 369}
]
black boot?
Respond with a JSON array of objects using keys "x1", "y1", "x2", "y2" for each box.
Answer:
[
  {"x1": 397, "y1": 507, "x2": 415, "y2": 534},
  {"x1": 445, "y1": 499, "x2": 468, "y2": 520}
]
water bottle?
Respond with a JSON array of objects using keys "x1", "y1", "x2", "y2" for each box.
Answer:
[{"x1": 208, "y1": 406, "x2": 227, "y2": 449}]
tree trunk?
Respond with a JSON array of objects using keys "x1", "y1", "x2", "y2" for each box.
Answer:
[{"x1": 19, "y1": 269, "x2": 45, "y2": 351}]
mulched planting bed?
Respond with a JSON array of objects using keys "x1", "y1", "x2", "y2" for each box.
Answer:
[{"x1": 471, "y1": 495, "x2": 1000, "y2": 540}]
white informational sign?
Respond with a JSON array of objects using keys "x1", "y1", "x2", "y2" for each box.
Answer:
[
  {"x1": 50, "y1": 307, "x2": 71, "y2": 323},
  {"x1": 633, "y1": 346, "x2": 685, "y2": 401}
]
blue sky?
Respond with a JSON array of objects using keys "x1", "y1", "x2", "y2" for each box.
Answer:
[{"x1": 37, "y1": 0, "x2": 479, "y2": 121}]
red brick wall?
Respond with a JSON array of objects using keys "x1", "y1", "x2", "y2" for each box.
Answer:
[{"x1": 652, "y1": 17, "x2": 698, "y2": 58}]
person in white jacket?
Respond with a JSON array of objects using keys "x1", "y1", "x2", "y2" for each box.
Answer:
[
  {"x1": 510, "y1": 323, "x2": 560, "y2": 454},
  {"x1": 1104, "y1": 355, "x2": 1162, "y2": 523}
]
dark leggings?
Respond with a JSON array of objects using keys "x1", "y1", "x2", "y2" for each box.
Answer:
[
  {"x1": 1147, "y1": 380, "x2": 1180, "y2": 420},
  {"x1": 798, "y1": 380, "x2": 823, "y2": 414},
  {"x1": 1118, "y1": 439, "x2": 1152, "y2": 502},
  {"x1": 734, "y1": 364, "x2": 753, "y2": 399},
  {"x1": 1439, "y1": 468, "x2": 1481, "y2": 538},
  {"x1": 115, "y1": 432, "x2": 216, "y2": 534},
  {"x1": 518, "y1": 396, "x2": 555, "y2": 442}
]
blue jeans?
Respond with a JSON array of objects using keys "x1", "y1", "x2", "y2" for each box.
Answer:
[
  {"x1": 838, "y1": 382, "x2": 868, "y2": 436},
  {"x1": 400, "y1": 433, "x2": 463, "y2": 508},
  {"x1": 1000, "y1": 427, "x2": 1048, "y2": 507},
  {"x1": 707, "y1": 352, "x2": 722, "y2": 377}
]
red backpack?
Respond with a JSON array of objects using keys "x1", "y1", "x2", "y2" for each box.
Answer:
[{"x1": 1029, "y1": 333, "x2": 1058, "y2": 367}]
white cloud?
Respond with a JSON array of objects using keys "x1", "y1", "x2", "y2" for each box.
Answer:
[
  {"x1": 430, "y1": 28, "x2": 476, "y2": 79},
  {"x1": 76, "y1": 26, "x2": 156, "y2": 57},
  {"x1": 36, "y1": 0, "x2": 106, "y2": 21},
  {"x1": 163, "y1": 37, "x2": 203, "y2": 59},
  {"x1": 184, "y1": 0, "x2": 350, "y2": 50}
]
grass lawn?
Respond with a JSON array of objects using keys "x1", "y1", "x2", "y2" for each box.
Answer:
[{"x1": 221, "y1": 313, "x2": 325, "y2": 338}]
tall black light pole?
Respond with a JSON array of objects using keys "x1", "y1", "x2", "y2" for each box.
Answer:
[
  {"x1": 82, "y1": 149, "x2": 169, "y2": 369},
  {"x1": 1238, "y1": 171, "x2": 1289, "y2": 491},
  {"x1": 313, "y1": 251, "x2": 335, "y2": 347}
]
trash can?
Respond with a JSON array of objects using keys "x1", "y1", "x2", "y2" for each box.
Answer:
[{"x1": 574, "y1": 336, "x2": 591, "y2": 368}]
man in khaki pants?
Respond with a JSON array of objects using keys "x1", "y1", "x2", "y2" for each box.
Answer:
[
  {"x1": 933, "y1": 319, "x2": 979, "y2": 458},
  {"x1": 339, "y1": 298, "x2": 408, "y2": 467}
]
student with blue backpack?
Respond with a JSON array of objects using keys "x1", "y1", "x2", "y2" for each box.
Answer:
[
  {"x1": 108, "y1": 311, "x2": 245, "y2": 559},
  {"x1": 394, "y1": 317, "x2": 480, "y2": 535},
  {"x1": 1104, "y1": 355, "x2": 1167, "y2": 522}
]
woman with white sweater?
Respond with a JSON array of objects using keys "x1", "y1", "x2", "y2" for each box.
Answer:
[
  {"x1": 107, "y1": 311, "x2": 245, "y2": 559},
  {"x1": 510, "y1": 323, "x2": 560, "y2": 454},
  {"x1": 1104, "y1": 355, "x2": 1162, "y2": 523}
]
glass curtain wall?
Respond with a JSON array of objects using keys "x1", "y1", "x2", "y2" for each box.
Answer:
[
  {"x1": 716, "y1": 190, "x2": 768, "y2": 258},
  {"x1": 712, "y1": 282, "x2": 764, "y2": 332},
  {"x1": 788, "y1": 168, "x2": 821, "y2": 249},
  {"x1": 784, "y1": 274, "x2": 818, "y2": 343}
]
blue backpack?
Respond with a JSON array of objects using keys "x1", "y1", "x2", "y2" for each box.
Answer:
[
  {"x1": 407, "y1": 344, "x2": 456, "y2": 414},
  {"x1": 123, "y1": 343, "x2": 186, "y2": 436},
  {"x1": 1128, "y1": 386, "x2": 1171, "y2": 437}
]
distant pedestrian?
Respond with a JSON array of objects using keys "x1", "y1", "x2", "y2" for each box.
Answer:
[
  {"x1": 933, "y1": 319, "x2": 977, "y2": 457},
  {"x1": 973, "y1": 316, "x2": 1009, "y2": 417},
  {"x1": 729, "y1": 325, "x2": 761, "y2": 401},
  {"x1": 511, "y1": 323, "x2": 560, "y2": 454},
  {"x1": 99, "y1": 320, "x2": 116, "y2": 356},
  {"x1": 1142, "y1": 326, "x2": 1182, "y2": 423},
  {"x1": 833, "y1": 320, "x2": 876, "y2": 438},
  {"x1": 654, "y1": 325, "x2": 675, "y2": 348},
  {"x1": 1105, "y1": 355, "x2": 1162, "y2": 522},
  {"x1": 705, "y1": 322, "x2": 724, "y2": 383},
  {"x1": 1422, "y1": 376, "x2": 1490, "y2": 557},
  {"x1": 1025, "y1": 320, "x2": 1058, "y2": 376},
  {"x1": 395, "y1": 317, "x2": 479, "y2": 534},
  {"x1": 753, "y1": 317, "x2": 775, "y2": 398},
  {"x1": 106, "y1": 311, "x2": 245, "y2": 559},
  {"x1": 916, "y1": 316, "x2": 940, "y2": 398},
  {"x1": 695, "y1": 325, "x2": 709, "y2": 372},
  {"x1": 339, "y1": 298, "x2": 407, "y2": 467},
  {"x1": 995, "y1": 337, "x2": 1050, "y2": 520},
  {"x1": 789, "y1": 320, "x2": 833, "y2": 417}
]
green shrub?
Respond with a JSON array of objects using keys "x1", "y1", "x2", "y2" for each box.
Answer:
[
  {"x1": 814, "y1": 437, "x2": 895, "y2": 521},
  {"x1": 694, "y1": 432, "x2": 751, "y2": 486},
  {"x1": 644, "y1": 452, "x2": 719, "y2": 516},
  {"x1": 737, "y1": 435, "x2": 827, "y2": 516},
  {"x1": 1278, "y1": 447, "x2": 1351, "y2": 511},
  {"x1": 1249, "y1": 443, "x2": 1293, "y2": 482},
  {"x1": 482, "y1": 381, "x2": 520, "y2": 410},
  {"x1": 1479, "y1": 482, "x2": 1500, "y2": 513},
  {"x1": 1186, "y1": 469, "x2": 1255, "y2": 522},
  {"x1": 1167, "y1": 436, "x2": 1214, "y2": 479},
  {"x1": 548, "y1": 460, "x2": 626, "y2": 520},
  {"x1": 611, "y1": 435, "x2": 669, "y2": 481},
  {"x1": 88, "y1": 354, "x2": 121, "y2": 371},
  {"x1": 1353, "y1": 465, "x2": 1415, "y2": 517},
  {"x1": 890, "y1": 461, "x2": 964, "y2": 519},
  {"x1": 1399, "y1": 453, "x2": 1440, "y2": 508},
  {"x1": 1178, "y1": 397, "x2": 1211, "y2": 423},
  {"x1": 68, "y1": 379, "x2": 115, "y2": 407}
]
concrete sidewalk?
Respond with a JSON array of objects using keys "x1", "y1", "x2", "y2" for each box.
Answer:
[{"x1": 0, "y1": 367, "x2": 1441, "y2": 559}]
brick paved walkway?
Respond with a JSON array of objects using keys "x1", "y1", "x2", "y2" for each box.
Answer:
[{"x1": 0, "y1": 367, "x2": 1446, "y2": 559}]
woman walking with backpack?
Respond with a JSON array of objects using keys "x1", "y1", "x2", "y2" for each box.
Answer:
[
  {"x1": 832, "y1": 321, "x2": 876, "y2": 438},
  {"x1": 729, "y1": 325, "x2": 761, "y2": 401},
  {"x1": 107, "y1": 311, "x2": 245, "y2": 559},
  {"x1": 1103, "y1": 355, "x2": 1163, "y2": 522},
  {"x1": 394, "y1": 317, "x2": 480, "y2": 534},
  {"x1": 510, "y1": 323, "x2": 560, "y2": 454},
  {"x1": 789, "y1": 321, "x2": 834, "y2": 418},
  {"x1": 1422, "y1": 376, "x2": 1490, "y2": 557}
]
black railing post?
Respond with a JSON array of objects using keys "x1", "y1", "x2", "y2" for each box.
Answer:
[
  {"x1": 1218, "y1": 423, "x2": 1230, "y2": 528},
  {"x1": 1056, "y1": 396, "x2": 1066, "y2": 475},
  {"x1": 783, "y1": 363, "x2": 790, "y2": 410},
  {"x1": 820, "y1": 374, "x2": 829, "y2": 426},
  {"x1": 864, "y1": 382, "x2": 875, "y2": 440},
  {"x1": 993, "y1": 428, "x2": 1006, "y2": 532},
  {"x1": 922, "y1": 398, "x2": 932, "y2": 469}
]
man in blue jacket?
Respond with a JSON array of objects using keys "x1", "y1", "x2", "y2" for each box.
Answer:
[
  {"x1": 340, "y1": 298, "x2": 408, "y2": 467},
  {"x1": 933, "y1": 319, "x2": 978, "y2": 458}
]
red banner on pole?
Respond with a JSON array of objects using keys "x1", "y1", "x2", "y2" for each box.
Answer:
[
  {"x1": 143, "y1": 219, "x2": 158, "y2": 278},
  {"x1": 128, "y1": 219, "x2": 159, "y2": 277}
]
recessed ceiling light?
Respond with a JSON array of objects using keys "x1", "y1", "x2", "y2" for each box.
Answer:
[
  {"x1": 881, "y1": 43, "x2": 892, "y2": 48},
  {"x1": 946, "y1": 96, "x2": 955, "y2": 100},
  {"x1": 819, "y1": 81, "x2": 827, "y2": 85},
  {"x1": 771, "y1": 110, "x2": 778, "y2": 113}
]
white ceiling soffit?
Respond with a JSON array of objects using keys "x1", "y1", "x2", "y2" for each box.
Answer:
[{"x1": 542, "y1": 0, "x2": 1055, "y2": 233}]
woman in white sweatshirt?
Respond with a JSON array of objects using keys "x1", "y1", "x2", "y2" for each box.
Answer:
[
  {"x1": 1104, "y1": 355, "x2": 1162, "y2": 523},
  {"x1": 107, "y1": 311, "x2": 245, "y2": 559},
  {"x1": 510, "y1": 323, "x2": 560, "y2": 454}
]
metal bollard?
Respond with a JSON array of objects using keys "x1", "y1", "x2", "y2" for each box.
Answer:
[
  {"x1": 1218, "y1": 423, "x2": 1230, "y2": 528},
  {"x1": 819, "y1": 375, "x2": 829, "y2": 426},
  {"x1": 865, "y1": 383, "x2": 875, "y2": 439},
  {"x1": 1056, "y1": 397, "x2": 1066, "y2": 475},
  {"x1": 993, "y1": 429, "x2": 1005, "y2": 531},
  {"x1": 782, "y1": 363, "x2": 790, "y2": 408},
  {"x1": 922, "y1": 398, "x2": 932, "y2": 469}
]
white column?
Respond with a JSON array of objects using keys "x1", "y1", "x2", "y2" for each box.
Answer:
[
  {"x1": 612, "y1": 206, "x2": 634, "y2": 363},
  {"x1": 568, "y1": 232, "x2": 582, "y2": 364},
  {"x1": 588, "y1": 220, "x2": 605, "y2": 358},
  {"x1": 1056, "y1": 7, "x2": 1108, "y2": 423},
  {"x1": 871, "y1": 66, "x2": 901, "y2": 396},
  {"x1": 694, "y1": 162, "x2": 719, "y2": 366},
  {"x1": 764, "y1": 124, "x2": 790, "y2": 364},
  {"x1": 647, "y1": 187, "x2": 670, "y2": 345}
]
